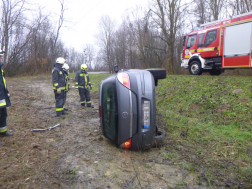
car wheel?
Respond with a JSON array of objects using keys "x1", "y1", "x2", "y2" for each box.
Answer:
[
  {"x1": 152, "y1": 130, "x2": 166, "y2": 147},
  {"x1": 189, "y1": 61, "x2": 202, "y2": 75}
]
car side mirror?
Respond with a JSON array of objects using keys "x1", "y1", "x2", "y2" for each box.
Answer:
[{"x1": 114, "y1": 65, "x2": 118, "y2": 73}]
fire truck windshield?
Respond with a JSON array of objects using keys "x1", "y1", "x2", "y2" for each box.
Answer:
[
  {"x1": 203, "y1": 30, "x2": 217, "y2": 46},
  {"x1": 198, "y1": 33, "x2": 205, "y2": 47},
  {"x1": 186, "y1": 35, "x2": 197, "y2": 48}
]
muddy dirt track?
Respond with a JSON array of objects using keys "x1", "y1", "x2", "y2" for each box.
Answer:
[{"x1": 0, "y1": 75, "x2": 246, "y2": 189}]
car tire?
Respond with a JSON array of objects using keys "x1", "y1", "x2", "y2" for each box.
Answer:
[
  {"x1": 152, "y1": 130, "x2": 166, "y2": 147},
  {"x1": 189, "y1": 61, "x2": 202, "y2": 75}
]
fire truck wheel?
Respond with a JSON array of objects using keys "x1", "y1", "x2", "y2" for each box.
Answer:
[
  {"x1": 189, "y1": 61, "x2": 202, "y2": 75},
  {"x1": 152, "y1": 130, "x2": 166, "y2": 148},
  {"x1": 209, "y1": 69, "x2": 222, "y2": 76}
]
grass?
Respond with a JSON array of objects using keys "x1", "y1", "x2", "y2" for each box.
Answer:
[
  {"x1": 183, "y1": 164, "x2": 195, "y2": 173},
  {"x1": 163, "y1": 152, "x2": 176, "y2": 160},
  {"x1": 107, "y1": 157, "x2": 114, "y2": 161},
  {"x1": 64, "y1": 168, "x2": 77, "y2": 178},
  {"x1": 156, "y1": 75, "x2": 252, "y2": 162},
  {"x1": 238, "y1": 166, "x2": 252, "y2": 180},
  {"x1": 111, "y1": 172, "x2": 118, "y2": 179}
]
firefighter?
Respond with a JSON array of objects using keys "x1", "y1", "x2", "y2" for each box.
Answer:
[
  {"x1": 52, "y1": 57, "x2": 67, "y2": 117},
  {"x1": 62, "y1": 63, "x2": 70, "y2": 111},
  {"x1": 0, "y1": 52, "x2": 12, "y2": 136},
  {"x1": 75, "y1": 64, "x2": 94, "y2": 108}
]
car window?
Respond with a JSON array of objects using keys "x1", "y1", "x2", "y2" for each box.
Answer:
[
  {"x1": 204, "y1": 30, "x2": 217, "y2": 46},
  {"x1": 102, "y1": 83, "x2": 117, "y2": 140},
  {"x1": 198, "y1": 33, "x2": 205, "y2": 47},
  {"x1": 186, "y1": 34, "x2": 197, "y2": 48}
]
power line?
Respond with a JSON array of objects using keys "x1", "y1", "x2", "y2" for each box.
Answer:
[
  {"x1": 72, "y1": 0, "x2": 104, "y2": 27},
  {"x1": 61, "y1": 0, "x2": 104, "y2": 35}
]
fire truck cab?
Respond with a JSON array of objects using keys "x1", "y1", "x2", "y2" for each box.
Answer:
[{"x1": 181, "y1": 12, "x2": 252, "y2": 75}]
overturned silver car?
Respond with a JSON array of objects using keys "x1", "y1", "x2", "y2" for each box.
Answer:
[{"x1": 99, "y1": 67, "x2": 166, "y2": 151}]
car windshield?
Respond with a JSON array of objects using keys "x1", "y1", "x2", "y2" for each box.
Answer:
[{"x1": 102, "y1": 83, "x2": 117, "y2": 140}]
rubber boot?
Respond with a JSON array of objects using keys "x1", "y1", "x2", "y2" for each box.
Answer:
[
  {"x1": 81, "y1": 103, "x2": 85, "y2": 108},
  {"x1": 62, "y1": 111, "x2": 68, "y2": 115},
  {"x1": 56, "y1": 111, "x2": 62, "y2": 117},
  {"x1": 87, "y1": 103, "x2": 94, "y2": 108},
  {"x1": 0, "y1": 131, "x2": 13, "y2": 136}
]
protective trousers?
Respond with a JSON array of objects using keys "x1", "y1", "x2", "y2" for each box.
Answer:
[
  {"x1": 0, "y1": 108, "x2": 7, "y2": 132},
  {"x1": 79, "y1": 88, "x2": 91, "y2": 107},
  {"x1": 63, "y1": 91, "x2": 67, "y2": 109},
  {"x1": 55, "y1": 90, "x2": 65, "y2": 116}
]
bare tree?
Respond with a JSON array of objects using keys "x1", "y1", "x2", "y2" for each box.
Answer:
[
  {"x1": 192, "y1": 0, "x2": 212, "y2": 26},
  {"x1": 208, "y1": 0, "x2": 225, "y2": 20},
  {"x1": 152, "y1": 0, "x2": 185, "y2": 74},
  {"x1": 1, "y1": 0, "x2": 26, "y2": 64},
  {"x1": 26, "y1": 10, "x2": 52, "y2": 74},
  {"x1": 50, "y1": 0, "x2": 66, "y2": 67},
  {"x1": 113, "y1": 22, "x2": 127, "y2": 69},
  {"x1": 83, "y1": 44, "x2": 95, "y2": 69},
  {"x1": 95, "y1": 15, "x2": 116, "y2": 72},
  {"x1": 228, "y1": 0, "x2": 252, "y2": 15},
  {"x1": 66, "y1": 47, "x2": 76, "y2": 71}
]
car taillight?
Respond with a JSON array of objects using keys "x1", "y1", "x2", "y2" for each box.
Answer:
[
  {"x1": 124, "y1": 139, "x2": 131, "y2": 149},
  {"x1": 120, "y1": 138, "x2": 132, "y2": 149},
  {"x1": 142, "y1": 100, "x2": 150, "y2": 129},
  {"x1": 117, "y1": 73, "x2": 130, "y2": 89},
  {"x1": 99, "y1": 105, "x2": 101, "y2": 117}
]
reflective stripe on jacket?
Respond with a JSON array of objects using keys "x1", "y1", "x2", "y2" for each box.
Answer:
[
  {"x1": 75, "y1": 70, "x2": 90, "y2": 89},
  {"x1": 52, "y1": 66, "x2": 65, "y2": 91},
  {"x1": 64, "y1": 71, "x2": 69, "y2": 92},
  {"x1": 0, "y1": 64, "x2": 11, "y2": 108}
]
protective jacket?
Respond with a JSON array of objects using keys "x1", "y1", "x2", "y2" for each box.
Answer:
[
  {"x1": 52, "y1": 63, "x2": 66, "y2": 116},
  {"x1": 75, "y1": 70, "x2": 91, "y2": 89},
  {"x1": 52, "y1": 64, "x2": 66, "y2": 91},
  {"x1": 75, "y1": 70, "x2": 93, "y2": 107},
  {"x1": 64, "y1": 71, "x2": 70, "y2": 92},
  {"x1": 0, "y1": 63, "x2": 11, "y2": 108}
]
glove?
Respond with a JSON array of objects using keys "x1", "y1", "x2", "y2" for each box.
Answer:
[
  {"x1": 7, "y1": 93, "x2": 10, "y2": 99},
  {"x1": 57, "y1": 88, "x2": 61, "y2": 94},
  {"x1": 89, "y1": 84, "x2": 92, "y2": 90}
]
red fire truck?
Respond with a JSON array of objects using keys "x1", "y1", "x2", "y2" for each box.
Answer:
[{"x1": 181, "y1": 12, "x2": 252, "y2": 75}]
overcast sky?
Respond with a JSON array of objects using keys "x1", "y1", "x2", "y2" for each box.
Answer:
[{"x1": 37, "y1": 0, "x2": 150, "y2": 52}]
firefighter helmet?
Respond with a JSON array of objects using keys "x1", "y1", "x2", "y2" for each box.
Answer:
[
  {"x1": 62, "y1": 63, "x2": 69, "y2": 71},
  {"x1": 56, "y1": 57, "x2": 66, "y2": 64},
  {"x1": 81, "y1": 64, "x2": 88, "y2": 70}
]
